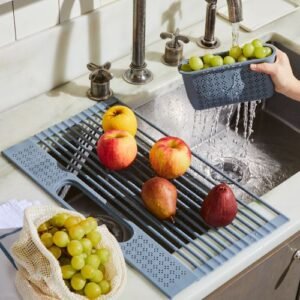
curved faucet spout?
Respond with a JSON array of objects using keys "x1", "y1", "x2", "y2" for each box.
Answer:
[
  {"x1": 198, "y1": 0, "x2": 243, "y2": 49},
  {"x1": 227, "y1": 0, "x2": 243, "y2": 23}
]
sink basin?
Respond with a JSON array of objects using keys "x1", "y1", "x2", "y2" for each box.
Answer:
[{"x1": 136, "y1": 34, "x2": 300, "y2": 199}]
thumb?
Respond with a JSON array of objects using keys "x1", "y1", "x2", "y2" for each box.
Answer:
[{"x1": 250, "y1": 63, "x2": 276, "y2": 75}]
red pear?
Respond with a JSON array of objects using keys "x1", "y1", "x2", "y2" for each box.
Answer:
[
  {"x1": 141, "y1": 177, "x2": 177, "y2": 222},
  {"x1": 200, "y1": 183, "x2": 237, "y2": 227}
]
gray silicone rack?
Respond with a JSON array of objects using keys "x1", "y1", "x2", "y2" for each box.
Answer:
[{"x1": 3, "y1": 97, "x2": 288, "y2": 299}]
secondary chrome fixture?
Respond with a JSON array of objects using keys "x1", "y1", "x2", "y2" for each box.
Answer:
[
  {"x1": 123, "y1": 0, "x2": 153, "y2": 85},
  {"x1": 198, "y1": 0, "x2": 243, "y2": 49},
  {"x1": 294, "y1": 250, "x2": 300, "y2": 260},
  {"x1": 87, "y1": 62, "x2": 113, "y2": 101},
  {"x1": 160, "y1": 28, "x2": 190, "y2": 66}
]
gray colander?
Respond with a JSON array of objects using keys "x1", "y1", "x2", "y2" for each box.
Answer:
[{"x1": 179, "y1": 44, "x2": 276, "y2": 110}]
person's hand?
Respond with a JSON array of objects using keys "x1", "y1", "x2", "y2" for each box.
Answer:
[{"x1": 250, "y1": 49, "x2": 300, "y2": 101}]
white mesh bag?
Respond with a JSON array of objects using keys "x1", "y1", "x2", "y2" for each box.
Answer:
[{"x1": 11, "y1": 205, "x2": 127, "y2": 300}]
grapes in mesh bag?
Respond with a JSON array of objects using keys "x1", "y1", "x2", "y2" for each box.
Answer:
[{"x1": 12, "y1": 205, "x2": 127, "y2": 300}]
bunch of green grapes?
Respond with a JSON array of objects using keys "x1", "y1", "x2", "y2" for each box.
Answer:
[
  {"x1": 181, "y1": 39, "x2": 272, "y2": 72},
  {"x1": 38, "y1": 214, "x2": 111, "y2": 299}
]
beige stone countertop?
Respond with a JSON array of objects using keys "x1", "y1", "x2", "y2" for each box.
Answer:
[{"x1": 1, "y1": 9, "x2": 300, "y2": 299}]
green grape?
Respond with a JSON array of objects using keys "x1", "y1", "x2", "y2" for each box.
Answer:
[
  {"x1": 96, "y1": 248, "x2": 110, "y2": 264},
  {"x1": 223, "y1": 56, "x2": 235, "y2": 65},
  {"x1": 53, "y1": 231, "x2": 70, "y2": 248},
  {"x1": 86, "y1": 230, "x2": 102, "y2": 247},
  {"x1": 84, "y1": 282, "x2": 102, "y2": 299},
  {"x1": 64, "y1": 216, "x2": 81, "y2": 230},
  {"x1": 80, "y1": 253, "x2": 88, "y2": 260},
  {"x1": 61, "y1": 265, "x2": 76, "y2": 279},
  {"x1": 81, "y1": 238, "x2": 93, "y2": 254},
  {"x1": 49, "y1": 245, "x2": 62, "y2": 259},
  {"x1": 38, "y1": 221, "x2": 50, "y2": 233},
  {"x1": 264, "y1": 47, "x2": 272, "y2": 57},
  {"x1": 91, "y1": 270, "x2": 103, "y2": 283},
  {"x1": 203, "y1": 53, "x2": 214, "y2": 65},
  {"x1": 86, "y1": 217, "x2": 98, "y2": 231},
  {"x1": 210, "y1": 56, "x2": 223, "y2": 67},
  {"x1": 71, "y1": 255, "x2": 85, "y2": 270},
  {"x1": 69, "y1": 225, "x2": 85, "y2": 240},
  {"x1": 80, "y1": 220, "x2": 93, "y2": 234},
  {"x1": 86, "y1": 254, "x2": 101, "y2": 269},
  {"x1": 229, "y1": 46, "x2": 242, "y2": 59},
  {"x1": 237, "y1": 55, "x2": 247, "y2": 62},
  {"x1": 254, "y1": 47, "x2": 267, "y2": 59},
  {"x1": 99, "y1": 280, "x2": 111, "y2": 295},
  {"x1": 81, "y1": 265, "x2": 96, "y2": 279},
  {"x1": 252, "y1": 39, "x2": 263, "y2": 48},
  {"x1": 203, "y1": 64, "x2": 210, "y2": 69},
  {"x1": 242, "y1": 43, "x2": 255, "y2": 58},
  {"x1": 40, "y1": 232, "x2": 53, "y2": 248},
  {"x1": 67, "y1": 240, "x2": 83, "y2": 256},
  {"x1": 71, "y1": 273, "x2": 86, "y2": 291},
  {"x1": 50, "y1": 213, "x2": 69, "y2": 227},
  {"x1": 180, "y1": 64, "x2": 192, "y2": 72},
  {"x1": 189, "y1": 56, "x2": 204, "y2": 71}
]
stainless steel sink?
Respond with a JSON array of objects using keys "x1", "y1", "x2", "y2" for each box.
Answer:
[{"x1": 136, "y1": 35, "x2": 300, "y2": 199}]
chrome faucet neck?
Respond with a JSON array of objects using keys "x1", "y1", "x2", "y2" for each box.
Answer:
[{"x1": 123, "y1": 0, "x2": 153, "y2": 85}]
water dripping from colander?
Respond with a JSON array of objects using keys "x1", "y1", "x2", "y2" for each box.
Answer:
[{"x1": 210, "y1": 100, "x2": 258, "y2": 186}]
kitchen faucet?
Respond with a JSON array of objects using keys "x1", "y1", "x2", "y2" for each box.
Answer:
[
  {"x1": 123, "y1": 0, "x2": 153, "y2": 85},
  {"x1": 198, "y1": 0, "x2": 243, "y2": 48}
]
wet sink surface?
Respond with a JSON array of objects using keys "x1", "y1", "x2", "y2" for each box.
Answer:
[
  {"x1": 193, "y1": 105, "x2": 300, "y2": 198},
  {"x1": 136, "y1": 39, "x2": 300, "y2": 200}
]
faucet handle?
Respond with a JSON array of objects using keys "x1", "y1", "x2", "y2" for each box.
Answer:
[
  {"x1": 87, "y1": 62, "x2": 111, "y2": 71},
  {"x1": 160, "y1": 28, "x2": 189, "y2": 66},
  {"x1": 87, "y1": 62, "x2": 113, "y2": 82},
  {"x1": 160, "y1": 28, "x2": 190, "y2": 48},
  {"x1": 87, "y1": 62, "x2": 113, "y2": 101}
]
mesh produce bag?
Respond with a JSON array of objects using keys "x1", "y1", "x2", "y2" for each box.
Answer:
[{"x1": 11, "y1": 205, "x2": 127, "y2": 300}]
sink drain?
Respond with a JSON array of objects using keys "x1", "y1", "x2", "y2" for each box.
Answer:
[
  {"x1": 211, "y1": 157, "x2": 250, "y2": 184},
  {"x1": 95, "y1": 214, "x2": 131, "y2": 242}
]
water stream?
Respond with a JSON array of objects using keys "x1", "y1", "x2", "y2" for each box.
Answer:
[
  {"x1": 232, "y1": 22, "x2": 240, "y2": 47},
  {"x1": 196, "y1": 101, "x2": 259, "y2": 192},
  {"x1": 209, "y1": 107, "x2": 222, "y2": 145},
  {"x1": 195, "y1": 99, "x2": 297, "y2": 202}
]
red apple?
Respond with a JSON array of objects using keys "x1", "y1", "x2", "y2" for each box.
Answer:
[
  {"x1": 141, "y1": 177, "x2": 177, "y2": 221},
  {"x1": 96, "y1": 129, "x2": 137, "y2": 170},
  {"x1": 149, "y1": 136, "x2": 191, "y2": 179}
]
